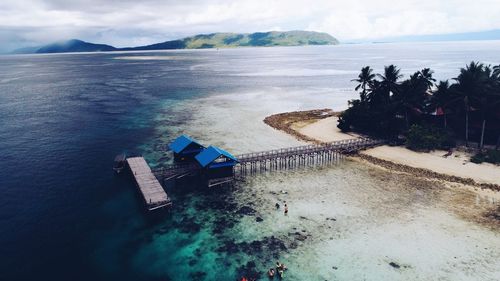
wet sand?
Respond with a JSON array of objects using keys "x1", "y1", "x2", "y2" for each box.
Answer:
[{"x1": 232, "y1": 162, "x2": 500, "y2": 280}]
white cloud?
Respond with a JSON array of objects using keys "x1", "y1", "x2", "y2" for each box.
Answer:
[{"x1": 1, "y1": 0, "x2": 500, "y2": 51}]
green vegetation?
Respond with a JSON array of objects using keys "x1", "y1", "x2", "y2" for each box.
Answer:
[
  {"x1": 20, "y1": 31, "x2": 338, "y2": 54},
  {"x1": 339, "y1": 62, "x2": 500, "y2": 151},
  {"x1": 180, "y1": 31, "x2": 338, "y2": 49},
  {"x1": 471, "y1": 150, "x2": 500, "y2": 164},
  {"x1": 406, "y1": 124, "x2": 455, "y2": 151}
]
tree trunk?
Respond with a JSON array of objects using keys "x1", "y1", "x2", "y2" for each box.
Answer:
[
  {"x1": 405, "y1": 110, "x2": 409, "y2": 129},
  {"x1": 479, "y1": 119, "x2": 486, "y2": 149},
  {"x1": 465, "y1": 110, "x2": 469, "y2": 147},
  {"x1": 465, "y1": 98, "x2": 469, "y2": 147}
]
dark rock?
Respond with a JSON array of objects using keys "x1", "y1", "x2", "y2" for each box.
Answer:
[
  {"x1": 389, "y1": 262, "x2": 400, "y2": 269},
  {"x1": 194, "y1": 248, "x2": 202, "y2": 256},
  {"x1": 217, "y1": 240, "x2": 240, "y2": 254},
  {"x1": 237, "y1": 206, "x2": 257, "y2": 216},
  {"x1": 209, "y1": 201, "x2": 239, "y2": 212},
  {"x1": 485, "y1": 206, "x2": 500, "y2": 221},
  {"x1": 265, "y1": 236, "x2": 287, "y2": 252},
  {"x1": 236, "y1": 261, "x2": 261, "y2": 280},
  {"x1": 212, "y1": 217, "x2": 236, "y2": 235},
  {"x1": 290, "y1": 232, "x2": 308, "y2": 241},
  {"x1": 256, "y1": 217, "x2": 264, "y2": 222},
  {"x1": 189, "y1": 271, "x2": 206, "y2": 280},
  {"x1": 250, "y1": 240, "x2": 263, "y2": 249},
  {"x1": 179, "y1": 221, "x2": 201, "y2": 233}
]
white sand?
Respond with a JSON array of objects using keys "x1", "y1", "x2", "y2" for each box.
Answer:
[
  {"x1": 362, "y1": 146, "x2": 500, "y2": 186},
  {"x1": 296, "y1": 117, "x2": 359, "y2": 142},
  {"x1": 297, "y1": 117, "x2": 500, "y2": 187}
]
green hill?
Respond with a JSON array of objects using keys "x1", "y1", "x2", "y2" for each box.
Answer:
[
  {"x1": 128, "y1": 31, "x2": 338, "y2": 50},
  {"x1": 12, "y1": 31, "x2": 339, "y2": 54}
]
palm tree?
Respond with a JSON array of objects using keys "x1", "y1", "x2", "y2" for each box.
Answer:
[
  {"x1": 419, "y1": 68, "x2": 436, "y2": 90},
  {"x1": 352, "y1": 66, "x2": 375, "y2": 102},
  {"x1": 375, "y1": 65, "x2": 403, "y2": 106},
  {"x1": 452, "y1": 61, "x2": 487, "y2": 147},
  {"x1": 476, "y1": 66, "x2": 495, "y2": 148},
  {"x1": 429, "y1": 80, "x2": 451, "y2": 128},
  {"x1": 378, "y1": 65, "x2": 403, "y2": 91},
  {"x1": 394, "y1": 72, "x2": 427, "y2": 129},
  {"x1": 494, "y1": 65, "x2": 500, "y2": 149}
]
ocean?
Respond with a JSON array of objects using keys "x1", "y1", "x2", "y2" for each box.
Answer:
[{"x1": 1, "y1": 42, "x2": 499, "y2": 281}]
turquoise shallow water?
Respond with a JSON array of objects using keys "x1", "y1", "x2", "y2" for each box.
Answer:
[{"x1": 1, "y1": 42, "x2": 500, "y2": 281}]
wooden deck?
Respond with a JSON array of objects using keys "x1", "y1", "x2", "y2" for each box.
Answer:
[{"x1": 127, "y1": 157, "x2": 172, "y2": 211}]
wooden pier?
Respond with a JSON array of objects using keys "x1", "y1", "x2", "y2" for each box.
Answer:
[
  {"x1": 124, "y1": 137, "x2": 382, "y2": 211},
  {"x1": 154, "y1": 137, "x2": 383, "y2": 182},
  {"x1": 127, "y1": 157, "x2": 172, "y2": 211},
  {"x1": 235, "y1": 137, "x2": 381, "y2": 175}
]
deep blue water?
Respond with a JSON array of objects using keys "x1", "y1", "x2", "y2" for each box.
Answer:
[{"x1": 1, "y1": 42, "x2": 500, "y2": 281}]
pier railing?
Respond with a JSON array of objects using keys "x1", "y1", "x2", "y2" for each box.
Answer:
[
  {"x1": 152, "y1": 162, "x2": 200, "y2": 181},
  {"x1": 236, "y1": 138, "x2": 380, "y2": 162},
  {"x1": 153, "y1": 137, "x2": 384, "y2": 181},
  {"x1": 235, "y1": 137, "x2": 383, "y2": 175}
]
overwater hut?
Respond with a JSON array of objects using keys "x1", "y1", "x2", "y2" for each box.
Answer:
[
  {"x1": 169, "y1": 135, "x2": 205, "y2": 162},
  {"x1": 195, "y1": 146, "x2": 239, "y2": 180}
]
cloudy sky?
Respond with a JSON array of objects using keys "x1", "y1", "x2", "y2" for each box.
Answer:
[{"x1": 1, "y1": 0, "x2": 500, "y2": 52}]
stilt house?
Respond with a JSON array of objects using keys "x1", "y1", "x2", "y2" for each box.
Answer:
[
  {"x1": 195, "y1": 146, "x2": 239, "y2": 179},
  {"x1": 169, "y1": 135, "x2": 205, "y2": 162}
]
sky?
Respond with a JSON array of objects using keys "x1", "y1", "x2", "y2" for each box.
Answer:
[{"x1": 1, "y1": 0, "x2": 500, "y2": 52}]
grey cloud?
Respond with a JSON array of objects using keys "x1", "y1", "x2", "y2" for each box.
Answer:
[{"x1": 1, "y1": 0, "x2": 500, "y2": 53}]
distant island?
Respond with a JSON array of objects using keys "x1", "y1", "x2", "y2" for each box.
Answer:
[{"x1": 12, "y1": 31, "x2": 339, "y2": 54}]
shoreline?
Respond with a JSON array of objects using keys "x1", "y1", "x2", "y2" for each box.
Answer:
[
  {"x1": 263, "y1": 109, "x2": 339, "y2": 144},
  {"x1": 264, "y1": 109, "x2": 500, "y2": 193}
]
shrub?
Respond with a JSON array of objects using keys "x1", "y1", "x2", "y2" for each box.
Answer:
[
  {"x1": 406, "y1": 124, "x2": 455, "y2": 151},
  {"x1": 471, "y1": 149, "x2": 500, "y2": 165},
  {"x1": 337, "y1": 116, "x2": 351, "y2": 132}
]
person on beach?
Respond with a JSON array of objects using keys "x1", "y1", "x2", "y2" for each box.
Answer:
[
  {"x1": 284, "y1": 203, "x2": 288, "y2": 215},
  {"x1": 276, "y1": 261, "x2": 287, "y2": 270},
  {"x1": 268, "y1": 268, "x2": 275, "y2": 278},
  {"x1": 275, "y1": 202, "x2": 280, "y2": 209},
  {"x1": 275, "y1": 260, "x2": 288, "y2": 278}
]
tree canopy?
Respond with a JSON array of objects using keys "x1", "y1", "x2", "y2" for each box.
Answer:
[{"x1": 338, "y1": 62, "x2": 500, "y2": 150}]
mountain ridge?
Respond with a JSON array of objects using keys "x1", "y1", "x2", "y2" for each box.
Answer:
[{"x1": 12, "y1": 31, "x2": 339, "y2": 54}]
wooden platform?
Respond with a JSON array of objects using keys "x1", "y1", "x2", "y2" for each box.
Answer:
[{"x1": 127, "y1": 157, "x2": 172, "y2": 211}]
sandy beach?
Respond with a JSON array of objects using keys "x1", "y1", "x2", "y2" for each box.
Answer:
[
  {"x1": 273, "y1": 114, "x2": 500, "y2": 191},
  {"x1": 363, "y1": 146, "x2": 500, "y2": 186}
]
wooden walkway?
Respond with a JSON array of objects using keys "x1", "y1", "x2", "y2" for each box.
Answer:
[
  {"x1": 127, "y1": 157, "x2": 172, "y2": 211},
  {"x1": 153, "y1": 137, "x2": 383, "y2": 181},
  {"x1": 235, "y1": 137, "x2": 382, "y2": 175}
]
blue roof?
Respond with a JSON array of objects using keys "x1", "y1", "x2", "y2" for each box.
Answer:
[
  {"x1": 195, "y1": 146, "x2": 238, "y2": 168},
  {"x1": 169, "y1": 135, "x2": 203, "y2": 154}
]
